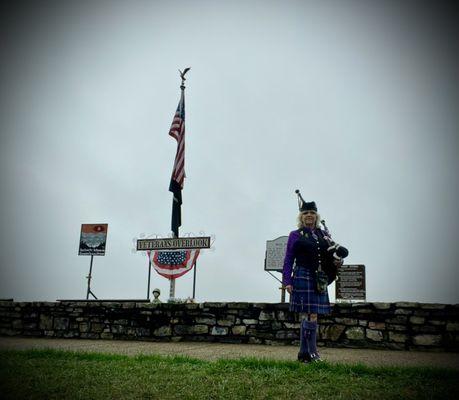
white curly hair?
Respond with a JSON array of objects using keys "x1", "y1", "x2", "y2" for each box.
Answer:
[{"x1": 297, "y1": 212, "x2": 322, "y2": 229}]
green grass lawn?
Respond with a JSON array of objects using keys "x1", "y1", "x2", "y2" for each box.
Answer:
[{"x1": 0, "y1": 349, "x2": 458, "y2": 400}]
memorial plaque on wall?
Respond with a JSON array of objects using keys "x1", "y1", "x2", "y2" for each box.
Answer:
[
  {"x1": 264, "y1": 236, "x2": 288, "y2": 272},
  {"x1": 336, "y1": 264, "x2": 366, "y2": 301}
]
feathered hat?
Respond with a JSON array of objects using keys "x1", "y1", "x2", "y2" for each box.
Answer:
[{"x1": 295, "y1": 189, "x2": 317, "y2": 212}]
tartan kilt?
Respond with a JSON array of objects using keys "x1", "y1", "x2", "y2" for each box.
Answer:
[{"x1": 289, "y1": 267, "x2": 331, "y2": 314}]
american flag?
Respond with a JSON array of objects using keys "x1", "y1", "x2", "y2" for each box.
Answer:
[
  {"x1": 169, "y1": 90, "x2": 185, "y2": 237},
  {"x1": 149, "y1": 249, "x2": 200, "y2": 279},
  {"x1": 169, "y1": 90, "x2": 186, "y2": 187}
]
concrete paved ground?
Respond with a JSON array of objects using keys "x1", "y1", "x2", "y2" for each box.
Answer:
[{"x1": 1, "y1": 337, "x2": 458, "y2": 370}]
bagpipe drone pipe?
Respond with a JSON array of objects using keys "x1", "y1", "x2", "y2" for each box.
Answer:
[{"x1": 320, "y1": 219, "x2": 349, "y2": 284}]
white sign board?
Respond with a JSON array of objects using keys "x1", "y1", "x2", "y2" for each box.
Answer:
[
  {"x1": 264, "y1": 236, "x2": 288, "y2": 272},
  {"x1": 137, "y1": 236, "x2": 211, "y2": 251}
]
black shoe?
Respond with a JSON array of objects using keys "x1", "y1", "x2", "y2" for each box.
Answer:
[
  {"x1": 310, "y1": 352, "x2": 323, "y2": 362},
  {"x1": 297, "y1": 352, "x2": 311, "y2": 363}
]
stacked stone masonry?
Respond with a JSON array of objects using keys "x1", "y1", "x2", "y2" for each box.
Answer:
[{"x1": 0, "y1": 301, "x2": 458, "y2": 351}]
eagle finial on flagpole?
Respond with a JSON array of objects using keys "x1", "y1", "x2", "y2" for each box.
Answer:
[{"x1": 179, "y1": 67, "x2": 191, "y2": 89}]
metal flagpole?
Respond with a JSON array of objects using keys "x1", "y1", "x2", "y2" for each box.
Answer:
[
  {"x1": 192, "y1": 261, "x2": 197, "y2": 299},
  {"x1": 169, "y1": 276, "x2": 176, "y2": 299},
  {"x1": 169, "y1": 231, "x2": 177, "y2": 300},
  {"x1": 168, "y1": 68, "x2": 189, "y2": 301},
  {"x1": 147, "y1": 254, "x2": 152, "y2": 300}
]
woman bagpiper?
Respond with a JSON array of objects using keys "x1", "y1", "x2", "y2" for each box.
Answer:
[{"x1": 282, "y1": 191, "x2": 347, "y2": 363}]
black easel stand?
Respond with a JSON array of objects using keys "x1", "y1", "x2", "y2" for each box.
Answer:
[{"x1": 86, "y1": 255, "x2": 98, "y2": 300}]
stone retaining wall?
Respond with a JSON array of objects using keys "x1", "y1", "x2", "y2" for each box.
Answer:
[{"x1": 0, "y1": 301, "x2": 458, "y2": 351}]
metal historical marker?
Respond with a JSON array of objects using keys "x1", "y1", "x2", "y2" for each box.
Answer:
[
  {"x1": 264, "y1": 236, "x2": 288, "y2": 272},
  {"x1": 335, "y1": 264, "x2": 366, "y2": 301},
  {"x1": 264, "y1": 236, "x2": 288, "y2": 302}
]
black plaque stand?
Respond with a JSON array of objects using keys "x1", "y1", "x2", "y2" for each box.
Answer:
[{"x1": 86, "y1": 255, "x2": 98, "y2": 300}]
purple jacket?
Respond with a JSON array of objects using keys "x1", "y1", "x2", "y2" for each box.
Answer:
[{"x1": 282, "y1": 228, "x2": 329, "y2": 286}]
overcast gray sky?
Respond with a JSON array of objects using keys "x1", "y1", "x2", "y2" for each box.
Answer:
[{"x1": 1, "y1": 0, "x2": 458, "y2": 304}]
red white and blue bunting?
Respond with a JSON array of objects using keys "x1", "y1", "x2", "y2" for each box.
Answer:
[{"x1": 148, "y1": 249, "x2": 200, "y2": 280}]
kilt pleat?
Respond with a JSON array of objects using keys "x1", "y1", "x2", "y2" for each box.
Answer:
[{"x1": 289, "y1": 267, "x2": 331, "y2": 314}]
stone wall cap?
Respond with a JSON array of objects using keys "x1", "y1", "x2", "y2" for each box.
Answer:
[
  {"x1": 395, "y1": 302, "x2": 419, "y2": 308},
  {"x1": 25, "y1": 302, "x2": 58, "y2": 307},
  {"x1": 101, "y1": 302, "x2": 123, "y2": 308},
  {"x1": 373, "y1": 303, "x2": 392, "y2": 310},
  {"x1": 74, "y1": 302, "x2": 91, "y2": 307},
  {"x1": 56, "y1": 301, "x2": 86, "y2": 306},
  {"x1": 350, "y1": 302, "x2": 373, "y2": 308},
  {"x1": 253, "y1": 303, "x2": 269, "y2": 308},
  {"x1": 333, "y1": 302, "x2": 352, "y2": 308},
  {"x1": 135, "y1": 302, "x2": 152, "y2": 308},
  {"x1": 226, "y1": 302, "x2": 250, "y2": 309},
  {"x1": 420, "y1": 303, "x2": 447, "y2": 310},
  {"x1": 184, "y1": 303, "x2": 200, "y2": 310},
  {"x1": 272, "y1": 303, "x2": 290, "y2": 310},
  {"x1": 57, "y1": 299, "x2": 146, "y2": 303},
  {"x1": 202, "y1": 302, "x2": 227, "y2": 308}
]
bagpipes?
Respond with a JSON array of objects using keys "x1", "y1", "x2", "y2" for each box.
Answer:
[
  {"x1": 295, "y1": 190, "x2": 349, "y2": 286},
  {"x1": 319, "y1": 219, "x2": 349, "y2": 284}
]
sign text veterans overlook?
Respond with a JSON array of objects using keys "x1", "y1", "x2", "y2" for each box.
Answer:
[{"x1": 137, "y1": 236, "x2": 211, "y2": 251}]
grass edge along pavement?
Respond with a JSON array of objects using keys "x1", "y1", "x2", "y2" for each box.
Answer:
[{"x1": 0, "y1": 349, "x2": 458, "y2": 400}]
